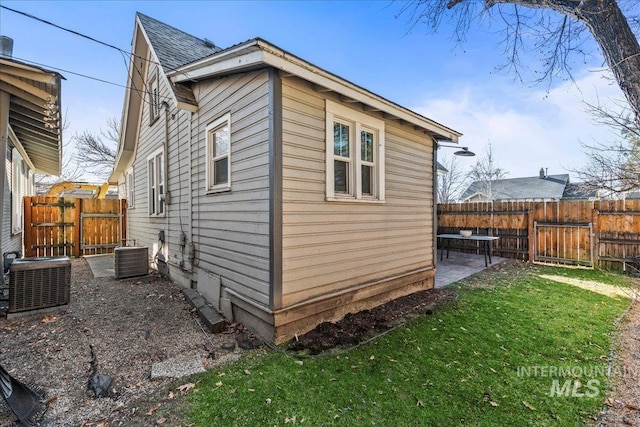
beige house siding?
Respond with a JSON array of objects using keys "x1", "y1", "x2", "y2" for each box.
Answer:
[
  {"x1": 280, "y1": 77, "x2": 435, "y2": 307},
  {"x1": 190, "y1": 70, "x2": 272, "y2": 308}
]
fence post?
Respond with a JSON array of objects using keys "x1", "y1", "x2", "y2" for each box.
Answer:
[
  {"x1": 120, "y1": 199, "x2": 127, "y2": 245},
  {"x1": 23, "y1": 196, "x2": 33, "y2": 257},
  {"x1": 592, "y1": 208, "x2": 600, "y2": 268},
  {"x1": 527, "y1": 210, "x2": 535, "y2": 262},
  {"x1": 74, "y1": 198, "x2": 82, "y2": 257}
]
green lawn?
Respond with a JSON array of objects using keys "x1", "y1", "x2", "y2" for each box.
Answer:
[{"x1": 187, "y1": 264, "x2": 635, "y2": 426}]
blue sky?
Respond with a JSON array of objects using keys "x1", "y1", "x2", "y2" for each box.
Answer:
[{"x1": 0, "y1": 0, "x2": 624, "y2": 181}]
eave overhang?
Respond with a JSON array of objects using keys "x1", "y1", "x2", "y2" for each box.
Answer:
[{"x1": 0, "y1": 57, "x2": 63, "y2": 175}]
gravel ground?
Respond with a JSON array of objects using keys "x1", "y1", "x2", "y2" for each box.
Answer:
[{"x1": 0, "y1": 258, "x2": 247, "y2": 426}]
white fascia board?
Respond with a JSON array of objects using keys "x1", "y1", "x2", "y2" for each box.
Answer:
[
  {"x1": 169, "y1": 45, "x2": 264, "y2": 82},
  {"x1": 111, "y1": 20, "x2": 148, "y2": 183}
]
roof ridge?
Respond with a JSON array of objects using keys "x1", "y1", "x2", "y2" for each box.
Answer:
[
  {"x1": 135, "y1": 12, "x2": 220, "y2": 73},
  {"x1": 135, "y1": 12, "x2": 215, "y2": 48}
]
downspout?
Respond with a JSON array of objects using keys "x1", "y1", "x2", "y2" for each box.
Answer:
[
  {"x1": 432, "y1": 136, "x2": 438, "y2": 268},
  {"x1": 187, "y1": 111, "x2": 195, "y2": 274},
  {"x1": 162, "y1": 101, "x2": 170, "y2": 206},
  {"x1": 159, "y1": 101, "x2": 170, "y2": 267}
]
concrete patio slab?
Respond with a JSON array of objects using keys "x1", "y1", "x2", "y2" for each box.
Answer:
[
  {"x1": 84, "y1": 254, "x2": 115, "y2": 278},
  {"x1": 435, "y1": 252, "x2": 508, "y2": 288}
]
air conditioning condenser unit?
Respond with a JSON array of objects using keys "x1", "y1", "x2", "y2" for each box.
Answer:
[
  {"x1": 114, "y1": 246, "x2": 149, "y2": 279},
  {"x1": 8, "y1": 256, "x2": 71, "y2": 317}
]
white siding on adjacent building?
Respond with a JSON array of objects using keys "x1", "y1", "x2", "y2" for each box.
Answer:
[
  {"x1": 280, "y1": 77, "x2": 435, "y2": 306},
  {"x1": 2, "y1": 145, "x2": 25, "y2": 257}
]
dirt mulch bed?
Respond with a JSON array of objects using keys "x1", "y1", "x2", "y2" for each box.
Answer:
[
  {"x1": 0, "y1": 258, "x2": 249, "y2": 427},
  {"x1": 287, "y1": 287, "x2": 457, "y2": 354}
]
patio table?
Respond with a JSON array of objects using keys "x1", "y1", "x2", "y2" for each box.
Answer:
[{"x1": 437, "y1": 234, "x2": 500, "y2": 267}]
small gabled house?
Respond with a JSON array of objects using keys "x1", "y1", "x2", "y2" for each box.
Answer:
[
  {"x1": 0, "y1": 37, "x2": 63, "y2": 263},
  {"x1": 110, "y1": 14, "x2": 461, "y2": 343},
  {"x1": 461, "y1": 168, "x2": 597, "y2": 202}
]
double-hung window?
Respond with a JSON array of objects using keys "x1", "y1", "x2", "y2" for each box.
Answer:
[
  {"x1": 148, "y1": 149, "x2": 165, "y2": 215},
  {"x1": 206, "y1": 113, "x2": 231, "y2": 192},
  {"x1": 325, "y1": 99, "x2": 385, "y2": 202}
]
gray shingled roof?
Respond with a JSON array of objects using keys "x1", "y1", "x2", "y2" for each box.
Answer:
[
  {"x1": 461, "y1": 174, "x2": 570, "y2": 201},
  {"x1": 137, "y1": 13, "x2": 221, "y2": 72}
]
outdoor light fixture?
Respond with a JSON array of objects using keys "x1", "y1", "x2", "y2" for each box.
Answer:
[{"x1": 437, "y1": 142, "x2": 475, "y2": 157}]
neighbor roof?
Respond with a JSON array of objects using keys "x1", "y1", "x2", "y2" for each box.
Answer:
[{"x1": 461, "y1": 174, "x2": 570, "y2": 201}]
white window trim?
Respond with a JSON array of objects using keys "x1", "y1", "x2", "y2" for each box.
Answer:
[
  {"x1": 11, "y1": 148, "x2": 24, "y2": 234},
  {"x1": 325, "y1": 99, "x2": 385, "y2": 203},
  {"x1": 147, "y1": 148, "x2": 165, "y2": 216},
  {"x1": 205, "y1": 113, "x2": 232, "y2": 193},
  {"x1": 127, "y1": 167, "x2": 135, "y2": 208}
]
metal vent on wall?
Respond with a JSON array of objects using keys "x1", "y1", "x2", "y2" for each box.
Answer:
[
  {"x1": 114, "y1": 247, "x2": 149, "y2": 279},
  {"x1": 9, "y1": 256, "x2": 71, "y2": 315}
]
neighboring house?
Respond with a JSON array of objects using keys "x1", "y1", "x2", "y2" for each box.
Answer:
[
  {"x1": 624, "y1": 191, "x2": 640, "y2": 199},
  {"x1": 109, "y1": 14, "x2": 461, "y2": 344},
  {"x1": 0, "y1": 36, "x2": 63, "y2": 262},
  {"x1": 46, "y1": 181, "x2": 113, "y2": 199},
  {"x1": 460, "y1": 168, "x2": 597, "y2": 202}
]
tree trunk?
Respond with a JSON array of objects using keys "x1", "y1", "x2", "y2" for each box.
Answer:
[
  {"x1": 578, "y1": 0, "x2": 640, "y2": 125},
  {"x1": 485, "y1": 0, "x2": 640, "y2": 124}
]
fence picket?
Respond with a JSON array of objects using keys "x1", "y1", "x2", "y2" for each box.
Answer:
[
  {"x1": 438, "y1": 200, "x2": 640, "y2": 271},
  {"x1": 23, "y1": 196, "x2": 125, "y2": 257}
]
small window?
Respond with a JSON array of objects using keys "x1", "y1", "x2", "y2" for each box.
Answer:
[
  {"x1": 148, "y1": 150, "x2": 165, "y2": 215},
  {"x1": 333, "y1": 122, "x2": 351, "y2": 194},
  {"x1": 361, "y1": 129, "x2": 375, "y2": 196},
  {"x1": 325, "y1": 100, "x2": 385, "y2": 202},
  {"x1": 127, "y1": 168, "x2": 135, "y2": 208},
  {"x1": 206, "y1": 113, "x2": 231, "y2": 192},
  {"x1": 148, "y1": 69, "x2": 160, "y2": 123}
]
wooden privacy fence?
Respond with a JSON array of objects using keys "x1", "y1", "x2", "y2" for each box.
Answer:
[
  {"x1": 23, "y1": 196, "x2": 127, "y2": 257},
  {"x1": 437, "y1": 200, "x2": 640, "y2": 271}
]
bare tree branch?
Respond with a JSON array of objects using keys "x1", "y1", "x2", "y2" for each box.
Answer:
[
  {"x1": 397, "y1": 0, "x2": 640, "y2": 123},
  {"x1": 571, "y1": 102, "x2": 640, "y2": 196},
  {"x1": 467, "y1": 142, "x2": 509, "y2": 200},
  {"x1": 72, "y1": 118, "x2": 119, "y2": 181},
  {"x1": 437, "y1": 153, "x2": 470, "y2": 202}
]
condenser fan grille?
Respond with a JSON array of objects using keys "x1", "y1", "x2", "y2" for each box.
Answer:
[{"x1": 8, "y1": 257, "x2": 71, "y2": 314}]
